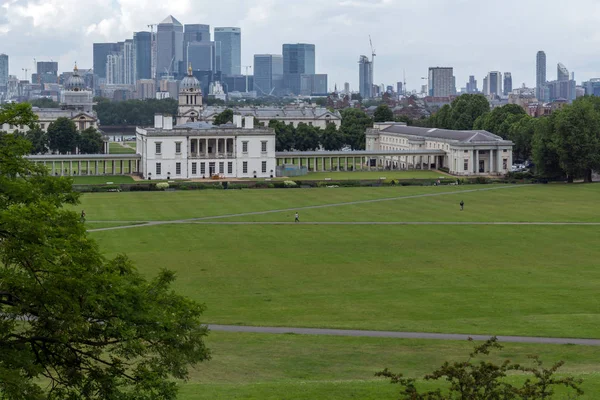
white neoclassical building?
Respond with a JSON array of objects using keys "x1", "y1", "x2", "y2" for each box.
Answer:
[
  {"x1": 366, "y1": 122, "x2": 514, "y2": 175},
  {"x1": 136, "y1": 69, "x2": 277, "y2": 180}
]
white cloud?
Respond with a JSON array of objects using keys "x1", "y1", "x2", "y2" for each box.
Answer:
[{"x1": 2, "y1": 0, "x2": 600, "y2": 90}]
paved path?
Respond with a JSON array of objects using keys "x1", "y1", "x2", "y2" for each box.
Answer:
[
  {"x1": 88, "y1": 185, "x2": 529, "y2": 232},
  {"x1": 208, "y1": 324, "x2": 600, "y2": 346}
]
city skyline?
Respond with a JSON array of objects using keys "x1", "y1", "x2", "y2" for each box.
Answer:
[{"x1": 2, "y1": 0, "x2": 600, "y2": 91}]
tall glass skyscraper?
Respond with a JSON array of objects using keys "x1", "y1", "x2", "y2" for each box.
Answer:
[
  {"x1": 183, "y1": 24, "x2": 210, "y2": 75},
  {"x1": 503, "y1": 72, "x2": 512, "y2": 95},
  {"x1": 0, "y1": 54, "x2": 7, "y2": 91},
  {"x1": 253, "y1": 54, "x2": 283, "y2": 96},
  {"x1": 93, "y1": 43, "x2": 119, "y2": 79},
  {"x1": 536, "y1": 51, "x2": 547, "y2": 101},
  {"x1": 214, "y1": 27, "x2": 241, "y2": 76},
  {"x1": 358, "y1": 55, "x2": 373, "y2": 99},
  {"x1": 134, "y1": 31, "x2": 152, "y2": 80},
  {"x1": 282, "y1": 43, "x2": 315, "y2": 95},
  {"x1": 428, "y1": 67, "x2": 455, "y2": 97},
  {"x1": 156, "y1": 15, "x2": 184, "y2": 78}
]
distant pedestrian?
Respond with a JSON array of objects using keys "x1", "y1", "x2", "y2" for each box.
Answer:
[
  {"x1": 80, "y1": 210, "x2": 86, "y2": 222},
  {"x1": 295, "y1": 212, "x2": 299, "y2": 223},
  {"x1": 460, "y1": 200, "x2": 464, "y2": 211}
]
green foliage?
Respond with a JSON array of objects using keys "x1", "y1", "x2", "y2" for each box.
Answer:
[
  {"x1": 340, "y1": 108, "x2": 373, "y2": 150},
  {"x1": 473, "y1": 103, "x2": 527, "y2": 136},
  {"x1": 0, "y1": 135, "x2": 210, "y2": 399},
  {"x1": 377, "y1": 337, "x2": 583, "y2": 400},
  {"x1": 78, "y1": 127, "x2": 104, "y2": 154},
  {"x1": 25, "y1": 125, "x2": 48, "y2": 154},
  {"x1": 373, "y1": 104, "x2": 394, "y2": 122},
  {"x1": 47, "y1": 117, "x2": 78, "y2": 154},
  {"x1": 320, "y1": 122, "x2": 344, "y2": 150},
  {"x1": 213, "y1": 109, "x2": 234, "y2": 126},
  {"x1": 94, "y1": 98, "x2": 178, "y2": 126},
  {"x1": 430, "y1": 94, "x2": 489, "y2": 130},
  {"x1": 29, "y1": 98, "x2": 60, "y2": 109},
  {"x1": 294, "y1": 123, "x2": 321, "y2": 151},
  {"x1": 508, "y1": 115, "x2": 538, "y2": 162},
  {"x1": 0, "y1": 103, "x2": 38, "y2": 127},
  {"x1": 269, "y1": 120, "x2": 295, "y2": 151}
]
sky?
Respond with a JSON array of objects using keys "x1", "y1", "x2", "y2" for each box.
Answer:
[{"x1": 2, "y1": 0, "x2": 600, "y2": 92}]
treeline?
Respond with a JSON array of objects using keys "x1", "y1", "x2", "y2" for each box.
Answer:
[{"x1": 94, "y1": 98, "x2": 178, "y2": 126}]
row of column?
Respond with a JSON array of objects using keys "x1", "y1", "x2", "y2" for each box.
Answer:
[
  {"x1": 277, "y1": 155, "x2": 441, "y2": 172},
  {"x1": 469, "y1": 149, "x2": 506, "y2": 174},
  {"x1": 33, "y1": 159, "x2": 140, "y2": 176},
  {"x1": 190, "y1": 138, "x2": 235, "y2": 158}
]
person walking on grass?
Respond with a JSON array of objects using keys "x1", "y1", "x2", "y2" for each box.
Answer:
[
  {"x1": 80, "y1": 210, "x2": 86, "y2": 222},
  {"x1": 460, "y1": 200, "x2": 464, "y2": 211},
  {"x1": 295, "y1": 212, "x2": 300, "y2": 223}
]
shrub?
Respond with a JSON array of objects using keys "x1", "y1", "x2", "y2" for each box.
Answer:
[
  {"x1": 439, "y1": 167, "x2": 450, "y2": 173},
  {"x1": 156, "y1": 182, "x2": 170, "y2": 190},
  {"x1": 284, "y1": 180, "x2": 298, "y2": 188}
]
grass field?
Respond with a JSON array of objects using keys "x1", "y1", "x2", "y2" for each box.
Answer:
[
  {"x1": 80, "y1": 183, "x2": 600, "y2": 399},
  {"x1": 72, "y1": 175, "x2": 137, "y2": 185},
  {"x1": 283, "y1": 170, "x2": 451, "y2": 181},
  {"x1": 108, "y1": 142, "x2": 136, "y2": 154}
]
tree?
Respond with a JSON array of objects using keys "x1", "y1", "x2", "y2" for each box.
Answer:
[
  {"x1": 373, "y1": 104, "x2": 394, "y2": 122},
  {"x1": 29, "y1": 98, "x2": 60, "y2": 109},
  {"x1": 320, "y1": 123, "x2": 344, "y2": 151},
  {"x1": 78, "y1": 127, "x2": 104, "y2": 154},
  {"x1": 340, "y1": 108, "x2": 373, "y2": 150},
  {"x1": 94, "y1": 98, "x2": 178, "y2": 126},
  {"x1": 47, "y1": 117, "x2": 78, "y2": 154},
  {"x1": 473, "y1": 104, "x2": 527, "y2": 136},
  {"x1": 269, "y1": 120, "x2": 295, "y2": 151},
  {"x1": 0, "y1": 103, "x2": 210, "y2": 399},
  {"x1": 447, "y1": 94, "x2": 490, "y2": 130},
  {"x1": 532, "y1": 116, "x2": 563, "y2": 180},
  {"x1": 25, "y1": 125, "x2": 48, "y2": 154},
  {"x1": 0, "y1": 103, "x2": 37, "y2": 128},
  {"x1": 213, "y1": 109, "x2": 234, "y2": 126},
  {"x1": 294, "y1": 123, "x2": 321, "y2": 151},
  {"x1": 377, "y1": 337, "x2": 583, "y2": 399}
]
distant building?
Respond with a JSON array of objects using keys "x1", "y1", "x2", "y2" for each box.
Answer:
[
  {"x1": 93, "y1": 43, "x2": 119, "y2": 81},
  {"x1": 546, "y1": 79, "x2": 576, "y2": 102},
  {"x1": 183, "y1": 24, "x2": 210, "y2": 76},
  {"x1": 583, "y1": 79, "x2": 600, "y2": 96},
  {"x1": 358, "y1": 55, "x2": 373, "y2": 99},
  {"x1": 344, "y1": 82, "x2": 350, "y2": 95},
  {"x1": 503, "y1": 72, "x2": 512, "y2": 95},
  {"x1": 202, "y1": 106, "x2": 342, "y2": 129},
  {"x1": 123, "y1": 39, "x2": 136, "y2": 85},
  {"x1": 134, "y1": 32, "x2": 153, "y2": 80},
  {"x1": 557, "y1": 63, "x2": 569, "y2": 81},
  {"x1": 428, "y1": 67, "x2": 455, "y2": 97},
  {"x1": 253, "y1": 54, "x2": 283, "y2": 96},
  {"x1": 187, "y1": 41, "x2": 217, "y2": 72},
  {"x1": 396, "y1": 81, "x2": 403, "y2": 96},
  {"x1": 214, "y1": 27, "x2": 241, "y2": 76},
  {"x1": 0, "y1": 54, "x2": 8, "y2": 92},
  {"x1": 157, "y1": 15, "x2": 184, "y2": 78},
  {"x1": 106, "y1": 53, "x2": 123, "y2": 85},
  {"x1": 34, "y1": 61, "x2": 59, "y2": 85},
  {"x1": 466, "y1": 75, "x2": 478, "y2": 93},
  {"x1": 223, "y1": 75, "x2": 253, "y2": 93},
  {"x1": 486, "y1": 71, "x2": 502, "y2": 97},
  {"x1": 536, "y1": 51, "x2": 547, "y2": 101},
  {"x1": 282, "y1": 43, "x2": 315, "y2": 95},
  {"x1": 136, "y1": 79, "x2": 156, "y2": 100},
  {"x1": 300, "y1": 74, "x2": 327, "y2": 95}
]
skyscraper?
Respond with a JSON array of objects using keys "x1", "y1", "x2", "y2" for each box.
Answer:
[
  {"x1": 183, "y1": 24, "x2": 210, "y2": 75},
  {"x1": 253, "y1": 54, "x2": 283, "y2": 96},
  {"x1": 0, "y1": 54, "x2": 7, "y2": 91},
  {"x1": 466, "y1": 75, "x2": 478, "y2": 93},
  {"x1": 106, "y1": 53, "x2": 123, "y2": 85},
  {"x1": 134, "y1": 31, "x2": 152, "y2": 80},
  {"x1": 486, "y1": 71, "x2": 502, "y2": 97},
  {"x1": 557, "y1": 63, "x2": 569, "y2": 81},
  {"x1": 123, "y1": 39, "x2": 136, "y2": 85},
  {"x1": 156, "y1": 15, "x2": 184, "y2": 78},
  {"x1": 503, "y1": 72, "x2": 512, "y2": 95},
  {"x1": 214, "y1": 27, "x2": 241, "y2": 76},
  {"x1": 536, "y1": 51, "x2": 547, "y2": 101},
  {"x1": 344, "y1": 82, "x2": 350, "y2": 95},
  {"x1": 397, "y1": 81, "x2": 403, "y2": 95},
  {"x1": 187, "y1": 42, "x2": 217, "y2": 72},
  {"x1": 282, "y1": 43, "x2": 315, "y2": 95},
  {"x1": 33, "y1": 61, "x2": 58, "y2": 85},
  {"x1": 93, "y1": 43, "x2": 119, "y2": 80},
  {"x1": 358, "y1": 55, "x2": 373, "y2": 99},
  {"x1": 428, "y1": 67, "x2": 455, "y2": 97}
]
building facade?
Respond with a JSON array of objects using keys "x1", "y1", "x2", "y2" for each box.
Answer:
[
  {"x1": 557, "y1": 63, "x2": 569, "y2": 81},
  {"x1": 283, "y1": 43, "x2": 315, "y2": 95},
  {"x1": 214, "y1": 27, "x2": 241, "y2": 76},
  {"x1": 428, "y1": 67, "x2": 455, "y2": 97},
  {"x1": 486, "y1": 71, "x2": 502, "y2": 97},
  {"x1": 358, "y1": 55, "x2": 373, "y2": 99},
  {"x1": 156, "y1": 15, "x2": 184, "y2": 78},
  {"x1": 183, "y1": 24, "x2": 211, "y2": 75},
  {"x1": 466, "y1": 75, "x2": 478, "y2": 93},
  {"x1": 300, "y1": 74, "x2": 327, "y2": 95},
  {"x1": 134, "y1": 32, "x2": 152, "y2": 80},
  {"x1": 0, "y1": 54, "x2": 8, "y2": 92},
  {"x1": 503, "y1": 72, "x2": 512, "y2": 95},
  {"x1": 187, "y1": 41, "x2": 216, "y2": 72},
  {"x1": 253, "y1": 54, "x2": 283, "y2": 96},
  {"x1": 93, "y1": 43, "x2": 119, "y2": 81},
  {"x1": 536, "y1": 51, "x2": 547, "y2": 101},
  {"x1": 366, "y1": 122, "x2": 513, "y2": 175},
  {"x1": 202, "y1": 106, "x2": 342, "y2": 129}
]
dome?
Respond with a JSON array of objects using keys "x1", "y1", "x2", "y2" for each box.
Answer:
[
  {"x1": 65, "y1": 64, "x2": 86, "y2": 91},
  {"x1": 180, "y1": 65, "x2": 201, "y2": 92}
]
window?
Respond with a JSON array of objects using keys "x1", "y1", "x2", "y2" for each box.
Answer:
[
  {"x1": 209, "y1": 162, "x2": 216, "y2": 174},
  {"x1": 40, "y1": 123, "x2": 45, "y2": 130},
  {"x1": 464, "y1": 150, "x2": 468, "y2": 154},
  {"x1": 503, "y1": 159, "x2": 508, "y2": 170},
  {"x1": 243, "y1": 161, "x2": 248, "y2": 174},
  {"x1": 261, "y1": 141, "x2": 267, "y2": 152},
  {"x1": 176, "y1": 162, "x2": 181, "y2": 175},
  {"x1": 156, "y1": 163, "x2": 162, "y2": 175},
  {"x1": 200, "y1": 162, "x2": 206, "y2": 175},
  {"x1": 262, "y1": 161, "x2": 267, "y2": 173},
  {"x1": 228, "y1": 162, "x2": 233, "y2": 174},
  {"x1": 155, "y1": 142, "x2": 162, "y2": 154},
  {"x1": 175, "y1": 142, "x2": 181, "y2": 154},
  {"x1": 192, "y1": 162, "x2": 197, "y2": 175},
  {"x1": 219, "y1": 162, "x2": 224, "y2": 174},
  {"x1": 242, "y1": 141, "x2": 248, "y2": 153},
  {"x1": 503, "y1": 149, "x2": 508, "y2": 153},
  {"x1": 463, "y1": 159, "x2": 468, "y2": 171}
]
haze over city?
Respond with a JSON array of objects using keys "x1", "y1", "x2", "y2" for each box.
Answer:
[{"x1": 2, "y1": 0, "x2": 600, "y2": 90}]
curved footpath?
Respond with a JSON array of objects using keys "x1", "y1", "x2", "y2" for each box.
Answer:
[{"x1": 207, "y1": 324, "x2": 600, "y2": 346}]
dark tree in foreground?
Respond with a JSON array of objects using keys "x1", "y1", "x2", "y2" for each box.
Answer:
[
  {"x1": 47, "y1": 117, "x2": 78, "y2": 154},
  {"x1": 213, "y1": 109, "x2": 234, "y2": 125},
  {"x1": 0, "y1": 104, "x2": 210, "y2": 399},
  {"x1": 78, "y1": 127, "x2": 104, "y2": 154},
  {"x1": 377, "y1": 337, "x2": 583, "y2": 400}
]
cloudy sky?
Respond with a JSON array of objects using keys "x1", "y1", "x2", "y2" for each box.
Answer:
[{"x1": 2, "y1": 0, "x2": 600, "y2": 91}]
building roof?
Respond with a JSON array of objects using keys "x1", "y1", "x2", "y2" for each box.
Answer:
[
  {"x1": 160, "y1": 15, "x2": 182, "y2": 25},
  {"x1": 202, "y1": 106, "x2": 342, "y2": 121},
  {"x1": 137, "y1": 126, "x2": 275, "y2": 137},
  {"x1": 173, "y1": 121, "x2": 215, "y2": 130},
  {"x1": 378, "y1": 124, "x2": 512, "y2": 144}
]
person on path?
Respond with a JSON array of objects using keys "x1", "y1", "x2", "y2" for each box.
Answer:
[
  {"x1": 295, "y1": 212, "x2": 299, "y2": 223},
  {"x1": 80, "y1": 210, "x2": 86, "y2": 222},
  {"x1": 460, "y1": 200, "x2": 464, "y2": 211}
]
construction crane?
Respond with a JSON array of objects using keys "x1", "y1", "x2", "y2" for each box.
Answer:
[
  {"x1": 369, "y1": 35, "x2": 376, "y2": 93},
  {"x1": 148, "y1": 24, "x2": 157, "y2": 79},
  {"x1": 22, "y1": 68, "x2": 29, "y2": 82}
]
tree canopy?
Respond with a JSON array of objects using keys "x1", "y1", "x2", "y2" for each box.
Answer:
[
  {"x1": 473, "y1": 103, "x2": 527, "y2": 136},
  {"x1": 430, "y1": 94, "x2": 490, "y2": 131},
  {"x1": 47, "y1": 117, "x2": 78, "y2": 154},
  {"x1": 78, "y1": 127, "x2": 104, "y2": 154},
  {"x1": 373, "y1": 104, "x2": 394, "y2": 122},
  {"x1": 213, "y1": 109, "x2": 234, "y2": 126},
  {"x1": 0, "y1": 104, "x2": 210, "y2": 399},
  {"x1": 94, "y1": 98, "x2": 178, "y2": 126},
  {"x1": 340, "y1": 108, "x2": 373, "y2": 150}
]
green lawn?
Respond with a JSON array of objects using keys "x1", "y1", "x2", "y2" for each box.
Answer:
[
  {"x1": 72, "y1": 175, "x2": 137, "y2": 185},
  {"x1": 109, "y1": 142, "x2": 136, "y2": 154},
  {"x1": 284, "y1": 170, "x2": 451, "y2": 181}
]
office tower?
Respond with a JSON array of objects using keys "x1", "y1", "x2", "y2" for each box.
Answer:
[
  {"x1": 482, "y1": 75, "x2": 489, "y2": 95},
  {"x1": 187, "y1": 42, "x2": 217, "y2": 73},
  {"x1": 183, "y1": 24, "x2": 210, "y2": 75},
  {"x1": 282, "y1": 43, "x2": 316, "y2": 95},
  {"x1": 300, "y1": 74, "x2": 327, "y2": 95},
  {"x1": 428, "y1": 67, "x2": 455, "y2": 97},
  {"x1": 344, "y1": 82, "x2": 350, "y2": 94},
  {"x1": 466, "y1": 75, "x2": 478, "y2": 93},
  {"x1": 106, "y1": 53, "x2": 123, "y2": 84},
  {"x1": 156, "y1": 15, "x2": 184, "y2": 78},
  {"x1": 557, "y1": 63, "x2": 569, "y2": 81},
  {"x1": 253, "y1": 54, "x2": 283, "y2": 96},
  {"x1": 214, "y1": 27, "x2": 241, "y2": 76},
  {"x1": 358, "y1": 55, "x2": 373, "y2": 99},
  {"x1": 93, "y1": 43, "x2": 119, "y2": 79},
  {"x1": 0, "y1": 54, "x2": 7, "y2": 91},
  {"x1": 123, "y1": 39, "x2": 136, "y2": 85},
  {"x1": 396, "y1": 81, "x2": 403, "y2": 95},
  {"x1": 536, "y1": 51, "x2": 546, "y2": 101},
  {"x1": 134, "y1": 31, "x2": 152, "y2": 80},
  {"x1": 33, "y1": 61, "x2": 58, "y2": 85},
  {"x1": 503, "y1": 72, "x2": 512, "y2": 95},
  {"x1": 485, "y1": 71, "x2": 502, "y2": 97}
]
